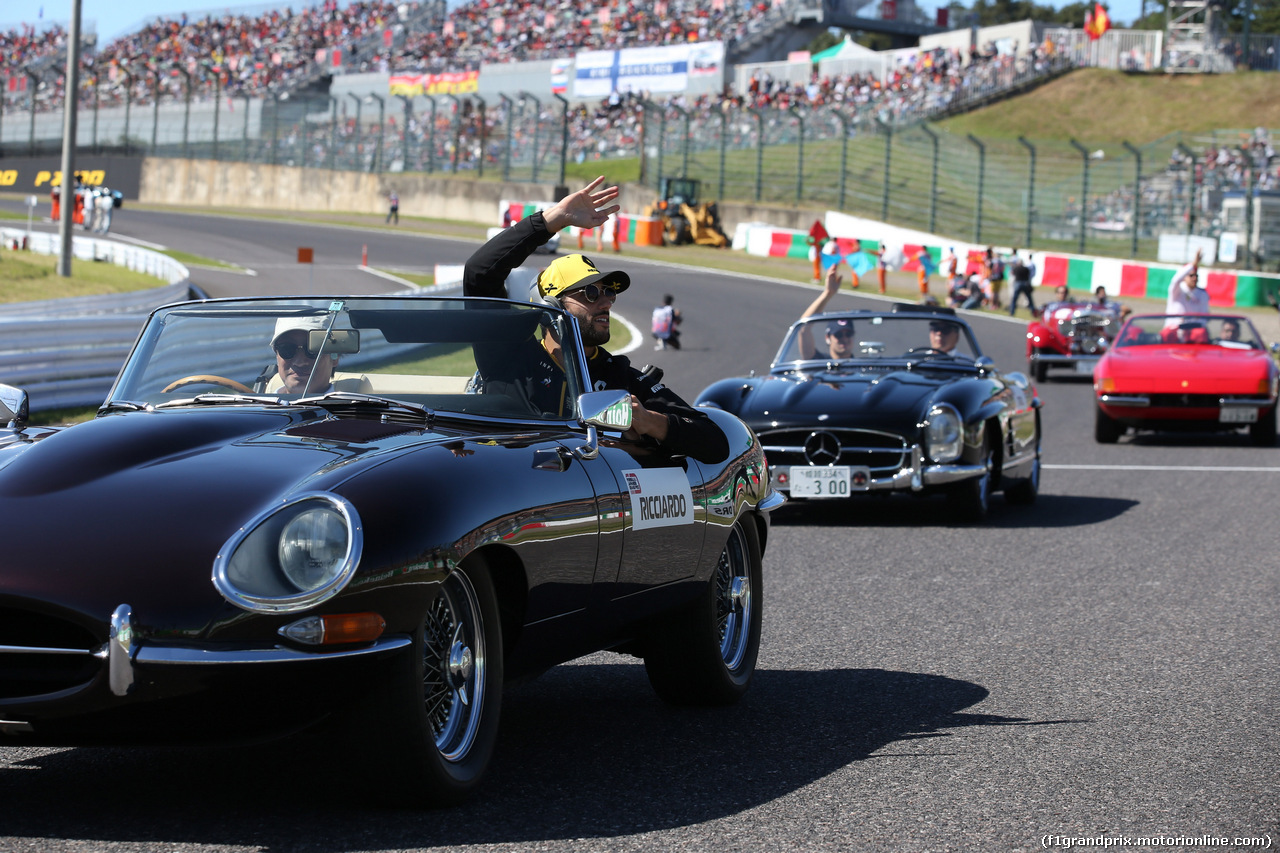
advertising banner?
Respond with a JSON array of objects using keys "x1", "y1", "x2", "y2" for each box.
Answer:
[
  {"x1": 572, "y1": 41, "x2": 723, "y2": 99},
  {"x1": 389, "y1": 70, "x2": 480, "y2": 96}
]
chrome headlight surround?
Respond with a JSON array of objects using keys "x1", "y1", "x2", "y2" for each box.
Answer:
[
  {"x1": 922, "y1": 403, "x2": 963, "y2": 463},
  {"x1": 214, "y1": 493, "x2": 363, "y2": 614}
]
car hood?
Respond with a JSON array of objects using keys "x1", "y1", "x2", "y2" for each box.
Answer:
[
  {"x1": 1104, "y1": 346, "x2": 1275, "y2": 392},
  {"x1": 742, "y1": 368, "x2": 943, "y2": 429},
  {"x1": 0, "y1": 408, "x2": 450, "y2": 629}
]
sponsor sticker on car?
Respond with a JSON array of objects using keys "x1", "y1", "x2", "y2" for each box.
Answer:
[{"x1": 623, "y1": 468, "x2": 695, "y2": 530}]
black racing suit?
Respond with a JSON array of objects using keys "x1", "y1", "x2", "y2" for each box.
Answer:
[{"x1": 462, "y1": 211, "x2": 729, "y2": 464}]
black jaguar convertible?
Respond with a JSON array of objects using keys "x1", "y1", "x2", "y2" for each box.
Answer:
[
  {"x1": 696, "y1": 303, "x2": 1041, "y2": 521},
  {"x1": 0, "y1": 295, "x2": 780, "y2": 804}
]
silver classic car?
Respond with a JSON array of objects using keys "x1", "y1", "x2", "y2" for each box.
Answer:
[{"x1": 0, "y1": 295, "x2": 780, "y2": 805}]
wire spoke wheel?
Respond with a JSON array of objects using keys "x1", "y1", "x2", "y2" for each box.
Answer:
[
  {"x1": 716, "y1": 524, "x2": 753, "y2": 673},
  {"x1": 423, "y1": 570, "x2": 486, "y2": 764}
]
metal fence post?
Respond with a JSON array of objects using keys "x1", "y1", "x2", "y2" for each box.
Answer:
[
  {"x1": 91, "y1": 67, "x2": 100, "y2": 153},
  {"x1": 968, "y1": 133, "x2": 985, "y2": 244},
  {"x1": 1019, "y1": 136, "x2": 1036, "y2": 248},
  {"x1": 473, "y1": 95, "x2": 485, "y2": 179},
  {"x1": 921, "y1": 123, "x2": 940, "y2": 234},
  {"x1": 752, "y1": 108, "x2": 764, "y2": 203},
  {"x1": 1122, "y1": 140, "x2": 1142, "y2": 258},
  {"x1": 328, "y1": 96, "x2": 338, "y2": 170},
  {"x1": 520, "y1": 91, "x2": 540, "y2": 183},
  {"x1": 499, "y1": 94, "x2": 512, "y2": 182},
  {"x1": 348, "y1": 92, "x2": 363, "y2": 171},
  {"x1": 877, "y1": 117, "x2": 892, "y2": 223},
  {"x1": 120, "y1": 67, "x2": 133, "y2": 154},
  {"x1": 1069, "y1": 138, "x2": 1089, "y2": 254},
  {"x1": 425, "y1": 95, "x2": 437, "y2": 174},
  {"x1": 150, "y1": 69, "x2": 160, "y2": 156},
  {"x1": 790, "y1": 106, "x2": 804, "y2": 204},
  {"x1": 441, "y1": 93, "x2": 460, "y2": 173},
  {"x1": 669, "y1": 103, "x2": 689, "y2": 178},
  {"x1": 26, "y1": 70, "x2": 39, "y2": 155},
  {"x1": 719, "y1": 107, "x2": 730, "y2": 202},
  {"x1": 836, "y1": 111, "x2": 850, "y2": 211},
  {"x1": 240, "y1": 94, "x2": 251, "y2": 161},
  {"x1": 211, "y1": 69, "x2": 221, "y2": 161},
  {"x1": 175, "y1": 65, "x2": 192, "y2": 160},
  {"x1": 553, "y1": 92, "x2": 568, "y2": 186},
  {"x1": 270, "y1": 92, "x2": 280, "y2": 166},
  {"x1": 395, "y1": 94, "x2": 413, "y2": 172},
  {"x1": 1239, "y1": 144, "x2": 1254, "y2": 266},
  {"x1": 1175, "y1": 143, "x2": 1197, "y2": 237}
]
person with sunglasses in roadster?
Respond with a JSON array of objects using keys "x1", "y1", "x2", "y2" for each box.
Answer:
[{"x1": 462, "y1": 177, "x2": 728, "y2": 463}]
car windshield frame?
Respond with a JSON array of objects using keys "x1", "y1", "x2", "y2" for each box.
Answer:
[
  {"x1": 770, "y1": 312, "x2": 985, "y2": 371},
  {"x1": 1112, "y1": 313, "x2": 1265, "y2": 350},
  {"x1": 106, "y1": 295, "x2": 594, "y2": 427}
]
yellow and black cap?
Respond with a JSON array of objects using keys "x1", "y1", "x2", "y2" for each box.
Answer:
[{"x1": 536, "y1": 254, "x2": 630, "y2": 302}]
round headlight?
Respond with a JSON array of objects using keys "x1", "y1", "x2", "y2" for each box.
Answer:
[
  {"x1": 214, "y1": 493, "x2": 362, "y2": 613},
  {"x1": 279, "y1": 507, "x2": 349, "y2": 591},
  {"x1": 924, "y1": 405, "x2": 963, "y2": 463}
]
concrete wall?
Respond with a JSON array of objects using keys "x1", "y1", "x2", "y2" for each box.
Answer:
[{"x1": 141, "y1": 157, "x2": 826, "y2": 234}]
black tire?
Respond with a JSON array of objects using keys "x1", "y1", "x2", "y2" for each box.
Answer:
[
  {"x1": 1030, "y1": 352, "x2": 1047, "y2": 383},
  {"x1": 947, "y1": 434, "x2": 993, "y2": 523},
  {"x1": 1004, "y1": 432, "x2": 1041, "y2": 506},
  {"x1": 644, "y1": 518, "x2": 763, "y2": 706},
  {"x1": 1095, "y1": 406, "x2": 1122, "y2": 444},
  {"x1": 1250, "y1": 406, "x2": 1277, "y2": 446},
  {"x1": 355, "y1": 561, "x2": 503, "y2": 806}
]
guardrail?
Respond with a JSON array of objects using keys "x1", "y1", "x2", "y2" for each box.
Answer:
[{"x1": 0, "y1": 229, "x2": 193, "y2": 413}]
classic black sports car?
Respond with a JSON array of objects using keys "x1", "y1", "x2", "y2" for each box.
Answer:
[
  {"x1": 696, "y1": 303, "x2": 1041, "y2": 521},
  {"x1": 0, "y1": 295, "x2": 780, "y2": 804}
]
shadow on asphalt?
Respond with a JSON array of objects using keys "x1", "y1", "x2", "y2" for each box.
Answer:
[
  {"x1": 0, "y1": 666, "x2": 1083, "y2": 847},
  {"x1": 769, "y1": 492, "x2": 1138, "y2": 528}
]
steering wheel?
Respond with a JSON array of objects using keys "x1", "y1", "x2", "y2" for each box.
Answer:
[{"x1": 162, "y1": 375, "x2": 253, "y2": 393}]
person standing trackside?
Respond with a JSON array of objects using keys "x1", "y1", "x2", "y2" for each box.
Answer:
[
  {"x1": 386, "y1": 189, "x2": 399, "y2": 225},
  {"x1": 652, "y1": 294, "x2": 682, "y2": 350},
  {"x1": 1007, "y1": 250, "x2": 1037, "y2": 317}
]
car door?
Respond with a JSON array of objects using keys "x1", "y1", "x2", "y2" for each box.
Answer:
[{"x1": 580, "y1": 437, "x2": 707, "y2": 600}]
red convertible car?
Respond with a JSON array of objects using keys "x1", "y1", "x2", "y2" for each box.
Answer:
[
  {"x1": 1026, "y1": 299, "x2": 1121, "y2": 382},
  {"x1": 1093, "y1": 313, "x2": 1279, "y2": 445}
]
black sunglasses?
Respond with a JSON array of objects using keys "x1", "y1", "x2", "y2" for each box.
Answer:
[
  {"x1": 273, "y1": 341, "x2": 316, "y2": 360},
  {"x1": 574, "y1": 283, "x2": 621, "y2": 304}
]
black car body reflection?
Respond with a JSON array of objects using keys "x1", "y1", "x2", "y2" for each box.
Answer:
[
  {"x1": 0, "y1": 295, "x2": 780, "y2": 805},
  {"x1": 696, "y1": 303, "x2": 1042, "y2": 522}
]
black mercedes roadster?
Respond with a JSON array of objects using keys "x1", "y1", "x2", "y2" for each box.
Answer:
[
  {"x1": 0, "y1": 295, "x2": 780, "y2": 804},
  {"x1": 696, "y1": 303, "x2": 1042, "y2": 522}
]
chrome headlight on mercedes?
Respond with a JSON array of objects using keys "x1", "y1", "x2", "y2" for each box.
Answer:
[
  {"x1": 923, "y1": 404, "x2": 963, "y2": 463},
  {"x1": 214, "y1": 493, "x2": 363, "y2": 613}
]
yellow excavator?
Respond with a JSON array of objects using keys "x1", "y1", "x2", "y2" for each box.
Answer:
[{"x1": 643, "y1": 177, "x2": 729, "y2": 248}]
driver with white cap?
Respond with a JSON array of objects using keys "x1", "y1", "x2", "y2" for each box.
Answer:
[{"x1": 269, "y1": 315, "x2": 340, "y2": 394}]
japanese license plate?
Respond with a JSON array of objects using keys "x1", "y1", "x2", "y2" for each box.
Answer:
[
  {"x1": 1075, "y1": 361, "x2": 1094, "y2": 375},
  {"x1": 1220, "y1": 406, "x2": 1258, "y2": 424},
  {"x1": 789, "y1": 466, "x2": 868, "y2": 498}
]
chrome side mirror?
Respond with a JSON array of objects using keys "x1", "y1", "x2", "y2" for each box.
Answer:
[
  {"x1": 974, "y1": 356, "x2": 996, "y2": 375},
  {"x1": 0, "y1": 383, "x2": 29, "y2": 430},
  {"x1": 575, "y1": 390, "x2": 632, "y2": 459},
  {"x1": 1004, "y1": 371, "x2": 1031, "y2": 390}
]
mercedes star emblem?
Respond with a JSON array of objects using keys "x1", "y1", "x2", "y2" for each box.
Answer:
[{"x1": 803, "y1": 430, "x2": 841, "y2": 465}]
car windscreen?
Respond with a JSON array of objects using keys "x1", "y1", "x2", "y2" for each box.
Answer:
[
  {"x1": 108, "y1": 297, "x2": 589, "y2": 421},
  {"x1": 1114, "y1": 314, "x2": 1262, "y2": 349},
  {"x1": 774, "y1": 315, "x2": 979, "y2": 366}
]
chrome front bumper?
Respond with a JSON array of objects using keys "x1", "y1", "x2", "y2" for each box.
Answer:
[
  {"x1": 770, "y1": 444, "x2": 986, "y2": 495},
  {"x1": 0, "y1": 603, "x2": 411, "y2": 705}
]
